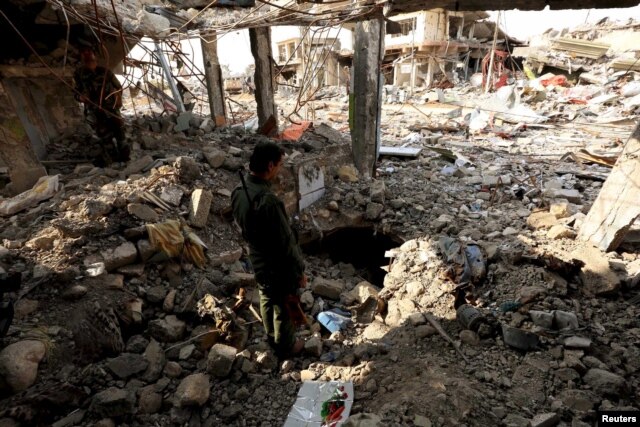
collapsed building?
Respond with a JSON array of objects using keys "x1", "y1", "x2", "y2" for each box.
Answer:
[{"x1": 0, "y1": 0, "x2": 639, "y2": 426}]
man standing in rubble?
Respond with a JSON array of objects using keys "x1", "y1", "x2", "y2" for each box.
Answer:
[
  {"x1": 73, "y1": 46, "x2": 130, "y2": 165},
  {"x1": 232, "y1": 142, "x2": 305, "y2": 357}
]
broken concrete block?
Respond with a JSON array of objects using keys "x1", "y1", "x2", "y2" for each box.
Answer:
[
  {"x1": 203, "y1": 149, "x2": 226, "y2": 168},
  {"x1": 563, "y1": 336, "x2": 591, "y2": 349},
  {"x1": 136, "y1": 239, "x2": 156, "y2": 262},
  {"x1": 199, "y1": 118, "x2": 214, "y2": 133},
  {"x1": 174, "y1": 112, "x2": 193, "y2": 132},
  {"x1": 547, "y1": 225, "x2": 576, "y2": 240},
  {"x1": 530, "y1": 413, "x2": 559, "y2": 427},
  {"x1": 365, "y1": 202, "x2": 384, "y2": 220},
  {"x1": 311, "y1": 278, "x2": 344, "y2": 300},
  {"x1": 348, "y1": 281, "x2": 380, "y2": 304},
  {"x1": 102, "y1": 242, "x2": 137, "y2": 271},
  {"x1": 148, "y1": 315, "x2": 185, "y2": 342},
  {"x1": 174, "y1": 156, "x2": 201, "y2": 183},
  {"x1": 530, "y1": 310, "x2": 553, "y2": 329},
  {"x1": 175, "y1": 373, "x2": 210, "y2": 407},
  {"x1": 553, "y1": 310, "x2": 578, "y2": 330},
  {"x1": 189, "y1": 189, "x2": 213, "y2": 228},
  {"x1": 304, "y1": 336, "x2": 322, "y2": 357},
  {"x1": 106, "y1": 353, "x2": 149, "y2": 379},
  {"x1": 527, "y1": 211, "x2": 558, "y2": 230},
  {"x1": 370, "y1": 180, "x2": 385, "y2": 203},
  {"x1": 160, "y1": 187, "x2": 184, "y2": 207},
  {"x1": 89, "y1": 387, "x2": 135, "y2": 417},
  {"x1": 549, "y1": 201, "x2": 577, "y2": 219},
  {"x1": 0, "y1": 175, "x2": 59, "y2": 216},
  {"x1": 571, "y1": 246, "x2": 620, "y2": 295},
  {"x1": 545, "y1": 188, "x2": 581, "y2": 204},
  {"x1": 122, "y1": 155, "x2": 154, "y2": 177},
  {"x1": 127, "y1": 203, "x2": 159, "y2": 222},
  {"x1": 482, "y1": 175, "x2": 511, "y2": 187},
  {"x1": 337, "y1": 165, "x2": 358, "y2": 183},
  {"x1": 583, "y1": 369, "x2": 626, "y2": 396},
  {"x1": 207, "y1": 344, "x2": 237, "y2": 377}
]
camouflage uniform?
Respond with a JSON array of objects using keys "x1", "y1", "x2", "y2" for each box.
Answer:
[
  {"x1": 231, "y1": 174, "x2": 305, "y2": 356},
  {"x1": 73, "y1": 65, "x2": 129, "y2": 164}
]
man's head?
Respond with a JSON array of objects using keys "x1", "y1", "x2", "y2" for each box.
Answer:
[
  {"x1": 249, "y1": 141, "x2": 285, "y2": 181},
  {"x1": 79, "y1": 46, "x2": 98, "y2": 71}
]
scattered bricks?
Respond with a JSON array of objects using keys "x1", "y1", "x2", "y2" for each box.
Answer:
[
  {"x1": 207, "y1": 344, "x2": 237, "y2": 377},
  {"x1": 527, "y1": 212, "x2": 558, "y2": 230},
  {"x1": 189, "y1": 189, "x2": 213, "y2": 228},
  {"x1": 174, "y1": 156, "x2": 201, "y2": 183},
  {"x1": 203, "y1": 149, "x2": 226, "y2": 168},
  {"x1": 127, "y1": 203, "x2": 159, "y2": 222},
  {"x1": 174, "y1": 373, "x2": 210, "y2": 407},
  {"x1": 311, "y1": 277, "x2": 344, "y2": 300},
  {"x1": 102, "y1": 242, "x2": 137, "y2": 271},
  {"x1": 370, "y1": 180, "x2": 385, "y2": 203},
  {"x1": 148, "y1": 315, "x2": 186, "y2": 342}
]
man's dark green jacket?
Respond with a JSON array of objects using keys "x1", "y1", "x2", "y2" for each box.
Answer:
[{"x1": 231, "y1": 174, "x2": 304, "y2": 293}]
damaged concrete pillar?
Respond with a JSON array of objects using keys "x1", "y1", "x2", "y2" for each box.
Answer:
[
  {"x1": 200, "y1": 33, "x2": 227, "y2": 127},
  {"x1": 249, "y1": 27, "x2": 277, "y2": 132},
  {"x1": 351, "y1": 16, "x2": 385, "y2": 178},
  {"x1": 0, "y1": 82, "x2": 46, "y2": 194},
  {"x1": 578, "y1": 122, "x2": 640, "y2": 251}
]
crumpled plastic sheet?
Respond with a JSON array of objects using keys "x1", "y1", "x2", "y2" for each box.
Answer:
[
  {"x1": 438, "y1": 236, "x2": 486, "y2": 285},
  {"x1": 284, "y1": 381, "x2": 354, "y2": 427}
]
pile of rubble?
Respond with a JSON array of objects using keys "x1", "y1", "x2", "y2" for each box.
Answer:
[{"x1": 0, "y1": 50, "x2": 639, "y2": 426}]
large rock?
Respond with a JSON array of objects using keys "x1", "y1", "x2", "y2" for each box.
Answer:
[
  {"x1": 106, "y1": 353, "x2": 148, "y2": 379},
  {"x1": 148, "y1": 315, "x2": 186, "y2": 342},
  {"x1": 370, "y1": 180, "x2": 385, "y2": 203},
  {"x1": 203, "y1": 149, "x2": 226, "y2": 168},
  {"x1": 0, "y1": 340, "x2": 46, "y2": 392},
  {"x1": 90, "y1": 387, "x2": 135, "y2": 417},
  {"x1": 174, "y1": 373, "x2": 210, "y2": 407},
  {"x1": 583, "y1": 369, "x2": 626, "y2": 396},
  {"x1": 138, "y1": 385, "x2": 162, "y2": 414},
  {"x1": 207, "y1": 344, "x2": 236, "y2": 377},
  {"x1": 102, "y1": 242, "x2": 137, "y2": 272},
  {"x1": 311, "y1": 278, "x2": 344, "y2": 300}
]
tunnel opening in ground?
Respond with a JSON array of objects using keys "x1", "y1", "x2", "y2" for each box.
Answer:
[{"x1": 301, "y1": 227, "x2": 404, "y2": 288}]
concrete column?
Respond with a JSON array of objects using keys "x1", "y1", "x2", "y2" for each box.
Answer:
[
  {"x1": 201, "y1": 33, "x2": 226, "y2": 126},
  {"x1": 249, "y1": 27, "x2": 277, "y2": 132},
  {"x1": 351, "y1": 17, "x2": 384, "y2": 178}
]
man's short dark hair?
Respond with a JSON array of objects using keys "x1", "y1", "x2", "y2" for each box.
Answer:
[{"x1": 249, "y1": 141, "x2": 284, "y2": 174}]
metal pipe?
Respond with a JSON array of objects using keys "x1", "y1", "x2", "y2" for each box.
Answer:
[{"x1": 154, "y1": 41, "x2": 186, "y2": 113}]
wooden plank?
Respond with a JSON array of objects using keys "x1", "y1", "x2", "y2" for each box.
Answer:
[{"x1": 578, "y1": 122, "x2": 640, "y2": 251}]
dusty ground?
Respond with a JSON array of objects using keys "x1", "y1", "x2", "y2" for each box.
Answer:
[{"x1": 0, "y1": 80, "x2": 638, "y2": 427}]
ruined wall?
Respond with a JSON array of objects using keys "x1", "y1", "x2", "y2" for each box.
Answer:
[
  {"x1": 423, "y1": 9, "x2": 447, "y2": 42},
  {"x1": 1, "y1": 72, "x2": 82, "y2": 159},
  {"x1": 385, "y1": 11, "x2": 426, "y2": 48}
]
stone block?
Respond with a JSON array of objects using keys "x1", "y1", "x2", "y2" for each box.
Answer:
[
  {"x1": 206, "y1": 344, "x2": 236, "y2": 377},
  {"x1": 311, "y1": 278, "x2": 344, "y2": 300},
  {"x1": 189, "y1": 189, "x2": 213, "y2": 228},
  {"x1": 102, "y1": 242, "x2": 137, "y2": 271},
  {"x1": 174, "y1": 373, "x2": 210, "y2": 407}
]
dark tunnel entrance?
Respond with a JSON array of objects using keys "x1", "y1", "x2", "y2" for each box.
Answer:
[{"x1": 301, "y1": 227, "x2": 404, "y2": 288}]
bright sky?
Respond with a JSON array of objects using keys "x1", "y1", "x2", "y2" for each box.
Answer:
[
  {"x1": 490, "y1": 6, "x2": 640, "y2": 40},
  {"x1": 213, "y1": 6, "x2": 640, "y2": 73}
]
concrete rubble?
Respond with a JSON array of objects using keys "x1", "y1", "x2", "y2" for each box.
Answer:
[{"x1": 0, "y1": 13, "x2": 638, "y2": 427}]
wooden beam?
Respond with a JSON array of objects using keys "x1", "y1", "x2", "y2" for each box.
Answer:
[
  {"x1": 578, "y1": 122, "x2": 640, "y2": 251},
  {"x1": 249, "y1": 27, "x2": 277, "y2": 132},
  {"x1": 351, "y1": 16, "x2": 384, "y2": 178},
  {"x1": 200, "y1": 33, "x2": 227, "y2": 126}
]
